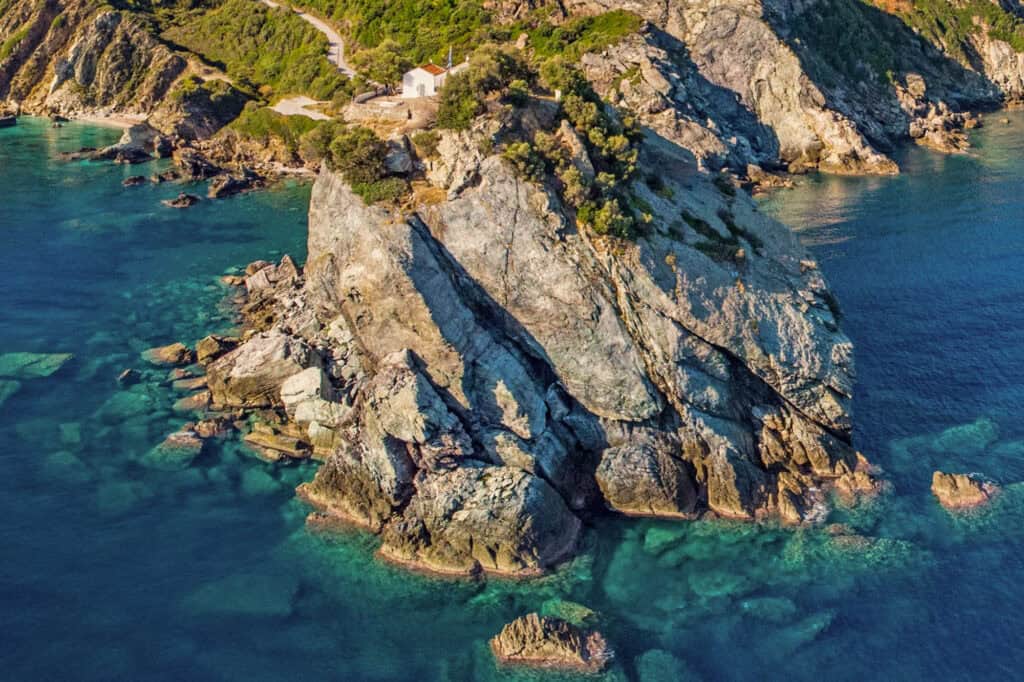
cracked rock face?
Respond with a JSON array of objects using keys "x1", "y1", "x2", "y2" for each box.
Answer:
[
  {"x1": 569, "y1": 0, "x2": 1001, "y2": 174},
  {"x1": 217, "y1": 112, "x2": 879, "y2": 575}
]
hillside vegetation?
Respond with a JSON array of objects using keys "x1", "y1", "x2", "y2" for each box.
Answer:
[
  {"x1": 873, "y1": 0, "x2": 1024, "y2": 60},
  {"x1": 164, "y1": 0, "x2": 347, "y2": 99},
  {"x1": 285, "y1": 0, "x2": 490, "y2": 65}
]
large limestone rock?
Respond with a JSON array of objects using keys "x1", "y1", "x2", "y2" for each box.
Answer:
[
  {"x1": 293, "y1": 131, "x2": 869, "y2": 552},
  {"x1": 490, "y1": 613, "x2": 614, "y2": 673},
  {"x1": 378, "y1": 465, "x2": 581, "y2": 576}
]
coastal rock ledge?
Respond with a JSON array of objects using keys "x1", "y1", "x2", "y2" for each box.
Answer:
[{"x1": 207, "y1": 122, "x2": 879, "y2": 576}]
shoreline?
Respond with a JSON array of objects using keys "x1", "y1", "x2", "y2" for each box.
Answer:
[{"x1": 71, "y1": 113, "x2": 146, "y2": 130}]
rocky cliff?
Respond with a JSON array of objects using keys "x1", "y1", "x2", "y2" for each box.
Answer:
[
  {"x1": 205, "y1": 110, "x2": 879, "y2": 576},
  {"x1": 0, "y1": 0, "x2": 188, "y2": 117},
  {"x1": 560, "y1": 0, "x2": 1004, "y2": 174}
]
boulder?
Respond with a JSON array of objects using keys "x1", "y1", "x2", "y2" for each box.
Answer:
[
  {"x1": 173, "y1": 390, "x2": 211, "y2": 413},
  {"x1": 141, "y1": 342, "x2": 194, "y2": 367},
  {"x1": 489, "y1": 613, "x2": 613, "y2": 673},
  {"x1": 208, "y1": 171, "x2": 259, "y2": 199},
  {"x1": 162, "y1": 193, "x2": 201, "y2": 209},
  {"x1": 171, "y1": 376, "x2": 207, "y2": 392},
  {"x1": 596, "y1": 440, "x2": 698, "y2": 518},
  {"x1": 280, "y1": 366, "x2": 332, "y2": 415},
  {"x1": 122, "y1": 175, "x2": 147, "y2": 187},
  {"x1": 172, "y1": 148, "x2": 221, "y2": 180},
  {"x1": 931, "y1": 472, "x2": 999, "y2": 510},
  {"x1": 378, "y1": 466, "x2": 580, "y2": 576},
  {"x1": 196, "y1": 334, "x2": 238, "y2": 365},
  {"x1": 243, "y1": 428, "x2": 312, "y2": 460},
  {"x1": 384, "y1": 136, "x2": 413, "y2": 174},
  {"x1": 143, "y1": 428, "x2": 205, "y2": 470},
  {"x1": 206, "y1": 330, "x2": 319, "y2": 408}
]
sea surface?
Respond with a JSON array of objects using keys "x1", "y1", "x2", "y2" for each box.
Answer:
[{"x1": 3, "y1": 113, "x2": 1024, "y2": 681}]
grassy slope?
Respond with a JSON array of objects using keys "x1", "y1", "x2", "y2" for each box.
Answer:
[{"x1": 164, "y1": 0, "x2": 347, "y2": 99}]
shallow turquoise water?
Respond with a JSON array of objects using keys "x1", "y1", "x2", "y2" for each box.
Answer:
[{"x1": 4, "y1": 114, "x2": 1024, "y2": 681}]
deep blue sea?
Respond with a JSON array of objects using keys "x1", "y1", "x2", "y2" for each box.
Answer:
[{"x1": 3, "y1": 114, "x2": 1024, "y2": 681}]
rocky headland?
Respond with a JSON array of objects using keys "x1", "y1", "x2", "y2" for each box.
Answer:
[{"x1": 147, "y1": 98, "x2": 883, "y2": 578}]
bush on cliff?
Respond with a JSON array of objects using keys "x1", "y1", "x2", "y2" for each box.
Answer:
[
  {"x1": 525, "y1": 9, "x2": 644, "y2": 62},
  {"x1": 282, "y1": 0, "x2": 489, "y2": 65},
  {"x1": 499, "y1": 60, "x2": 644, "y2": 240},
  {"x1": 437, "y1": 44, "x2": 534, "y2": 130},
  {"x1": 326, "y1": 125, "x2": 408, "y2": 204}
]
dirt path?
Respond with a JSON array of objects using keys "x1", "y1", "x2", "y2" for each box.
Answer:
[
  {"x1": 270, "y1": 96, "x2": 331, "y2": 120},
  {"x1": 259, "y1": 0, "x2": 355, "y2": 77}
]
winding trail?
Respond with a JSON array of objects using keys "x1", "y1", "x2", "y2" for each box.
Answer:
[{"x1": 259, "y1": 0, "x2": 355, "y2": 77}]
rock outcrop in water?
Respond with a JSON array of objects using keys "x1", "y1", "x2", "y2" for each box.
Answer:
[
  {"x1": 204, "y1": 103, "x2": 880, "y2": 575},
  {"x1": 931, "y1": 471, "x2": 1000, "y2": 510},
  {"x1": 490, "y1": 613, "x2": 614, "y2": 673}
]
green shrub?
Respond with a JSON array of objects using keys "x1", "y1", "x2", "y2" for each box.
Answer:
[
  {"x1": 506, "y1": 79, "x2": 529, "y2": 106},
  {"x1": 502, "y1": 141, "x2": 545, "y2": 180},
  {"x1": 578, "y1": 197, "x2": 635, "y2": 238},
  {"x1": 437, "y1": 44, "x2": 533, "y2": 130},
  {"x1": 539, "y1": 56, "x2": 588, "y2": 95},
  {"x1": 298, "y1": 120, "x2": 344, "y2": 165},
  {"x1": 437, "y1": 71, "x2": 483, "y2": 130},
  {"x1": 328, "y1": 125, "x2": 388, "y2": 184},
  {"x1": 325, "y1": 125, "x2": 408, "y2": 204},
  {"x1": 526, "y1": 10, "x2": 644, "y2": 62},
  {"x1": 351, "y1": 177, "x2": 408, "y2": 203},
  {"x1": 410, "y1": 130, "x2": 440, "y2": 158},
  {"x1": 0, "y1": 27, "x2": 29, "y2": 61},
  {"x1": 229, "y1": 103, "x2": 322, "y2": 155},
  {"x1": 349, "y1": 39, "x2": 411, "y2": 86}
]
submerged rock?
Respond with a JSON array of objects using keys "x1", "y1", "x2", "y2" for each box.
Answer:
[
  {"x1": 182, "y1": 571, "x2": 299, "y2": 618},
  {"x1": 490, "y1": 613, "x2": 613, "y2": 673},
  {"x1": 931, "y1": 471, "x2": 1000, "y2": 510},
  {"x1": 143, "y1": 428, "x2": 205, "y2": 470},
  {"x1": 0, "y1": 352, "x2": 73, "y2": 379},
  {"x1": 141, "y1": 342, "x2": 194, "y2": 367},
  {"x1": 116, "y1": 368, "x2": 141, "y2": 387},
  {"x1": 0, "y1": 379, "x2": 21, "y2": 407},
  {"x1": 635, "y1": 649, "x2": 702, "y2": 682}
]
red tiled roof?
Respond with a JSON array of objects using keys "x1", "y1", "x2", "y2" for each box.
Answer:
[{"x1": 418, "y1": 63, "x2": 447, "y2": 76}]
